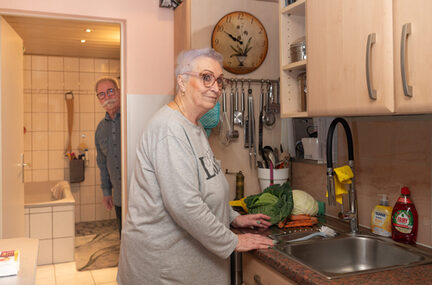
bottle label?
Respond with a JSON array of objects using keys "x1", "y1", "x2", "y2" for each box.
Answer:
[
  {"x1": 392, "y1": 210, "x2": 413, "y2": 234},
  {"x1": 397, "y1": 196, "x2": 412, "y2": 204}
]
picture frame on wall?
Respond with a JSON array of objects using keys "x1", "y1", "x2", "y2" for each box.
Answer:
[{"x1": 159, "y1": 0, "x2": 183, "y2": 8}]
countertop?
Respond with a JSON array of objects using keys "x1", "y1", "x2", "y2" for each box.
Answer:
[
  {"x1": 236, "y1": 216, "x2": 432, "y2": 285},
  {"x1": 0, "y1": 238, "x2": 39, "y2": 285}
]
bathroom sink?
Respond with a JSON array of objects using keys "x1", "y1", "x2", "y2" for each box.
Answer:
[{"x1": 273, "y1": 232, "x2": 432, "y2": 279}]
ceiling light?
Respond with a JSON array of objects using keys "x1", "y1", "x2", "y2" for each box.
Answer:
[
  {"x1": 85, "y1": 28, "x2": 92, "y2": 33},
  {"x1": 81, "y1": 39, "x2": 86, "y2": 43}
]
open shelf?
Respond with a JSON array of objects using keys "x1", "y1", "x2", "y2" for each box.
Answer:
[
  {"x1": 281, "y1": 0, "x2": 305, "y2": 16},
  {"x1": 282, "y1": 60, "x2": 306, "y2": 71}
]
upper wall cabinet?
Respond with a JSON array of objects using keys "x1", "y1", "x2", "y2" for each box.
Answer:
[
  {"x1": 306, "y1": 0, "x2": 432, "y2": 117},
  {"x1": 307, "y1": 0, "x2": 394, "y2": 116},
  {"x1": 393, "y1": 0, "x2": 432, "y2": 114},
  {"x1": 279, "y1": 0, "x2": 307, "y2": 118}
]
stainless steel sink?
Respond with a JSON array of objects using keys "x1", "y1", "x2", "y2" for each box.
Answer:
[{"x1": 273, "y1": 232, "x2": 432, "y2": 279}]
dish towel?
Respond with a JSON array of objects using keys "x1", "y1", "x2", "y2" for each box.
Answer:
[{"x1": 326, "y1": 165, "x2": 353, "y2": 204}]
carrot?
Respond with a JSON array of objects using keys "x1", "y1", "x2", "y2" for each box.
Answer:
[
  {"x1": 290, "y1": 214, "x2": 312, "y2": 221},
  {"x1": 280, "y1": 219, "x2": 318, "y2": 228}
]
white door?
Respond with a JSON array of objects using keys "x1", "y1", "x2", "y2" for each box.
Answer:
[{"x1": 0, "y1": 16, "x2": 24, "y2": 238}]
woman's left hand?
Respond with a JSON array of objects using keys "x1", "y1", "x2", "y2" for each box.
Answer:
[{"x1": 231, "y1": 214, "x2": 272, "y2": 229}]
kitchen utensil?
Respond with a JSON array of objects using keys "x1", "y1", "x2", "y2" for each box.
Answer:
[
  {"x1": 263, "y1": 81, "x2": 276, "y2": 127},
  {"x1": 233, "y1": 80, "x2": 242, "y2": 126},
  {"x1": 247, "y1": 89, "x2": 256, "y2": 168},
  {"x1": 288, "y1": 226, "x2": 337, "y2": 242},
  {"x1": 219, "y1": 87, "x2": 233, "y2": 145},
  {"x1": 258, "y1": 84, "x2": 265, "y2": 166},
  {"x1": 228, "y1": 83, "x2": 239, "y2": 140},
  {"x1": 263, "y1": 146, "x2": 275, "y2": 167},
  {"x1": 244, "y1": 81, "x2": 251, "y2": 148}
]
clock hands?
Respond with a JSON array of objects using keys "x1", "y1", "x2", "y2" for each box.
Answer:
[{"x1": 224, "y1": 31, "x2": 243, "y2": 45}]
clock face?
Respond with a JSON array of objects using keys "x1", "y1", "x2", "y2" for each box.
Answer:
[{"x1": 211, "y1": 11, "x2": 268, "y2": 74}]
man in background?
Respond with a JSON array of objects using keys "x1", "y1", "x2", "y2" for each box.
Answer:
[{"x1": 95, "y1": 77, "x2": 122, "y2": 236}]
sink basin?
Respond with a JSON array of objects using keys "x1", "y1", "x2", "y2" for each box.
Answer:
[{"x1": 274, "y1": 233, "x2": 432, "y2": 279}]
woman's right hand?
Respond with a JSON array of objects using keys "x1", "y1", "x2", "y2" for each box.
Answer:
[{"x1": 235, "y1": 233, "x2": 275, "y2": 252}]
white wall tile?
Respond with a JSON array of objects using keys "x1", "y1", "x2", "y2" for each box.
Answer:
[
  {"x1": 32, "y1": 169, "x2": 49, "y2": 182},
  {"x1": 24, "y1": 151, "x2": 32, "y2": 166},
  {"x1": 109, "y1": 59, "x2": 120, "y2": 73},
  {"x1": 74, "y1": 205, "x2": 81, "y2": 223},
  {"x1": 64, "y1": 72, "x2": 79, "y2": 90},
  {"x1": 37, "y1": 239, "x2": 53, "y2": 265},
  {"x1": 81, "y1": 167, "x2": 95, "y2": 186},
  {"x1": 24, "y1": 55, "x2": 32, "y2": 70},
  {"x1": 33, "y1": 151, "x2": 49, "y2": 169},
  {"x1": 79, "y1": 72, "x2": 95, "y2": 91},
  {"x1": 32, "y1": 93, "x2": 48, "y2": 113},
  {"x1": 24, "y1": 92, "x2": 32, "y2": 113},
  {"x1": 49, "y1": 150, "x2": 65, "y2": 169},
  {"x1": 95, "y1": 59, "x2": 109, "y2": 73},
  {"x1": 79, "y1": 95, "x2": 95, "y2": 113},
  {"x1": 48, "y1": 56, "x2": 63, "y2": 71},
  {"x1": 64, "y1": 57, "x2": 79, "y2": 72},
  {"x1": 31, "y1": 71, "x2": 48, "y2": 90},
  {"x1": 24, "y1": 113, "x2": 32, "y2": 132},
  {"x1": 49, "y1": 113, "x2": 65, "y2": 131},
  {"x1": 79, "y1": 58, "x2": 94, "y2": 72},
  {"x1": 80, "y1": 185, "x2": 95, "y2": 204},
  {"x1": 95, "y1": 203, "x2": 110, "y2": 221},
  {"x1": 79, "y1": 113, "x2": 95, "y2": 131},
  {"x1": 35, "y1": 264, "x2": 56, "y2": 285},
  {"x1": 49, "y1": 169, "x2": 64, "y2": 181},
  {"x1": 48, "y1": 94, "x2": 65, "y2": 113},
  {"x1": 30, "y1": 212, "x2": 52, "y2": 239},
  {"x1": 48, "y1": 132, "x2": 65, "y2": 150},
  {"x1": 24, "y1": 170, "x2": 33, "y2": 183},
  {"x1": 32, "y1": 56, "x2": 48, "y2": 71},
  {"x1": 53, "y1": 211, "x2": 74, "y2": 238},
  {"x1": 48, "y1": 71, "x2": 64, "y2": 90},
  {"x1": 32, "y1": 113, "x2": 48, "y2": 131},
  {"x1": 32, "y1": 132, "x2": 49, "y2": 150},
  {"x1": 24, "y1": 70, "x2": 31, "y2": 89},
  {"x1": 53, "y1": 237, "x2": 74, "y2": 263},
  {"x1": 80, "y1": 204, "x2": 95, "y2": 222}
]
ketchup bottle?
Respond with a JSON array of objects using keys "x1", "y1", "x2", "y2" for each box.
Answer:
[{"x1": 391, "y1": 187, "x2": 418, "y2": 244}]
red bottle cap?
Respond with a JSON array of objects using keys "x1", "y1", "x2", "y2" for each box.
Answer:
[{"x1": 401, "y1": 187, "x2": 410, "y2": 195}]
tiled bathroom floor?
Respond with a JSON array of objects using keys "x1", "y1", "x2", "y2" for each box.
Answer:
[{"x1": 36, "y1": 262, "x2": 118, "y2": 285}]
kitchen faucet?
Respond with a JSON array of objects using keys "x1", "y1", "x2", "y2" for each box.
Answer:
[{"x1": 326, "y1": 117, "x2": 358, "y2": 234}]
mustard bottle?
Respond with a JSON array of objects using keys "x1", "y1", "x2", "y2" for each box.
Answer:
[{"x1": 371, "y1": 194, "x2": 393, "y2": 237}]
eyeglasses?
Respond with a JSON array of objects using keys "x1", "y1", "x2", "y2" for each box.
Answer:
[
  {"x1": 96, "y1": 88, "x2": 117, "y2": 99},
  {"x1": 183, "y1": 71, "x2": 225, "y2": 89}
]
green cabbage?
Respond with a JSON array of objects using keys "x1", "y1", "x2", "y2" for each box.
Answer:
[
  {"x1": 291, "y1": 189, "x2": 318, "y2": 216},
  {"x1": 244, "y1": 182, "x2": 293, "y2": 224}
]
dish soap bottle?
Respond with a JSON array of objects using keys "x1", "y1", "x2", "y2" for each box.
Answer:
[
  {"x1": 371, "y1": 194, "x2": 392, "y2": 237},
  {"x1": 391, "y1": 187, "x2": 418, "y2": 244}
]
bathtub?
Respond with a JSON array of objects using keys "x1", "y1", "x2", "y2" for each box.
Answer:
[{"x1": 24, "y1": 181, "x2": 76, "y2": 265}]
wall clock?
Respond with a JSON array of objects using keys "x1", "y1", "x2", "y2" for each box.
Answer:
[{"x1": 211, "y1": 11, "x2": 268, "y2": 74}]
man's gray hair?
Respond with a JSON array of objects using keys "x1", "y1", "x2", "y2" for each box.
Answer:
[
  {"x1": 95, "y1": 76, "x2": 120, "y2": 92},
  {"x1": 175, "y1": 48, "x2": 223, "y2": 90}
]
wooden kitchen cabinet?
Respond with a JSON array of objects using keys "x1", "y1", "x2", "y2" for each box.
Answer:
[
  {"x1": 393, "y1": 0, "x2": 432, "y2": 114},
  {"x1": 242, "y1": 252, "x2": 297, "y2": 285},
  {"x1": 307, "y1": 0, "x2": 394, "y2": 116},
  {"x1": 306, "y1": 0, "x2": 432, "y2": 117},
  {"x1": 279, "y1": 0, "x2": 308, "y2": 118}
]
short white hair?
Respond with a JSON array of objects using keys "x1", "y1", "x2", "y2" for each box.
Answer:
[
  {"x1": 175, "y1": 48, "x2": 223, "y2": 91},
  {"x1": 95, "y1": 76, "x2": 120, "y2": 92}
]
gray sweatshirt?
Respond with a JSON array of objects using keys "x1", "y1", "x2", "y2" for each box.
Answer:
[{"x1": 117, "y1": 105, "x2": 239, "y2": 285}]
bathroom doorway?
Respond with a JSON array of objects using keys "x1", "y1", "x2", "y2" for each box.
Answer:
[{"x1": 0, "y1": 13, "x2": 123, "y2": 268}]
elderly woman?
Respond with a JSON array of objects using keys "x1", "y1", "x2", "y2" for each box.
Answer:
[{"x1": 117, "y1": 48, "x2": 273, "y2": 285}]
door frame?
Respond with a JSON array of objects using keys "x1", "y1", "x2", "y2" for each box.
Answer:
[{"x1": 0, "y1": 9, "x2": 128, "y2": 226}]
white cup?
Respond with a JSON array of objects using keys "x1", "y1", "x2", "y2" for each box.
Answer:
[{"x1": 257, "y1": 168, "x2": 289, "y2": 192}]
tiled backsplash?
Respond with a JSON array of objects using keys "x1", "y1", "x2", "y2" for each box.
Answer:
[
  {"x1": 24, "y1": 55, "x2": 120, "y2": 223},
  {"x1": 290, "y1": 116, "x2": 432, "y2": 246}
]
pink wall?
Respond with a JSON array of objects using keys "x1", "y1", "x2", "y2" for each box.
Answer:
[{"x1": 0, "y1": 0, "x2": 174, "y2": 96}]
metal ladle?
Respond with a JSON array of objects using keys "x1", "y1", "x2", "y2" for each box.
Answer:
[{"x1": 263, "y1": 81, "x2": 276, "y2": 127}]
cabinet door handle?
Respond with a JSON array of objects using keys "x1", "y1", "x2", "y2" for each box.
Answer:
[
  {"x1": 401, "y1": 23, "x2": 413, "y2": 97},
  {"x1": 366, "y1": 33, "x2": 377, "y2": 100},
  {"x1": 253, "y1": 274, "x2": 263, "y2": 285}
]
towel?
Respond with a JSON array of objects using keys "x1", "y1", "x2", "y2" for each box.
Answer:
[
  {"x1": 326, "y1": 165, "x2": 353, "y2": 204},
  {"x1": 50, "y1": 181, "x2": 68, "y2": 200}
]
